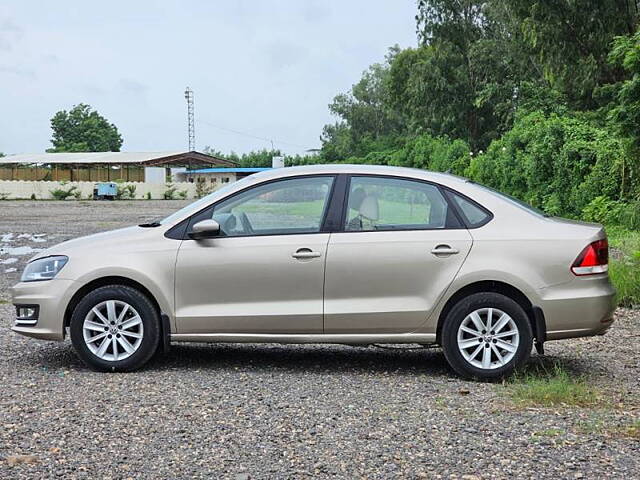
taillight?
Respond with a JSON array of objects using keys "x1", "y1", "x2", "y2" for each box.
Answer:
[{"x1": 571, "y1": 239, "x2": 608, "y2": 276}]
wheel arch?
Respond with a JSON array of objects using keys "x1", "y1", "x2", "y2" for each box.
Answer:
[
  {"x1": 435, "y1": 280, "x2": 536, "y2": 344},
  {"x1": 64, "y1": 276, "x2": 163, "y2": 333}
]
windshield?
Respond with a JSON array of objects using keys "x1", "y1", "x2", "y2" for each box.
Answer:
[
  {"x1": 471, "y1": 182, "x2": 548, "y2": 217},
  {"x1": 159, "y1": 175, "x2": 256, "y2": 225}
]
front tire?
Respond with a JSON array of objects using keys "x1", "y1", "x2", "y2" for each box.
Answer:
[
  {"x1": 441, "y1": 292, "x2": 533, "y2": 381},
  {"x1": 70, "y1": 285, "x2": 160, "y2": 372}
]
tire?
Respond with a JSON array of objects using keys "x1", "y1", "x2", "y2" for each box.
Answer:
[
  {"x1": 441, "y1": 292, "x2": 533, "y2": 381},
  {"x1": 69, "y1": 285, "x2": 161, "y2": 372}
]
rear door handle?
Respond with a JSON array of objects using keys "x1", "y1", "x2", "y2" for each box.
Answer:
[
  {"x1": 431, "y1": 245, "x2": 459, "y2": 256},
  {"x1": 292, "y1": 248, "x2": 322, "y2": 259}
]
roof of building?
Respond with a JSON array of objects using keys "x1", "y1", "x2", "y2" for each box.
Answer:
[
  {"x1": 185, "y1": 167, "x2": 272, "y2": 174},
  {"x1": 0, "y1": 151, "x2": 236, "y2": 168}
]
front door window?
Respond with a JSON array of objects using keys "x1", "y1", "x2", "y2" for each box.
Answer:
[{"x1": 209, "y1": 176, "x2": 334, "y2": 236}]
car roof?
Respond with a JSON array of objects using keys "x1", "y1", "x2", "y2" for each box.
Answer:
[
  {"x1": 160, "y1": 164, "x2": 505, "y2": 227},
  {"x1": 246, "y1": 164, "x2": 469, "y2": 189}
]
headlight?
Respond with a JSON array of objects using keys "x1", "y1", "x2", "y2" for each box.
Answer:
[{"x1": 21, "y1": 256, "x2": 68, "y2": 282}]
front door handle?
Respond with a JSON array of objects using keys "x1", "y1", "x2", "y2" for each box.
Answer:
[
  {"x1": 292, "y1": 248, "x2": 322, "y2": 259},
  {"x1": 431, "y1": 245, "x2": 459, "y2": 256}
]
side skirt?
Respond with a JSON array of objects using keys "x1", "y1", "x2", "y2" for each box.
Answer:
[{"x1": 170, "y1": 332, "x2": 437, "y2": 345}]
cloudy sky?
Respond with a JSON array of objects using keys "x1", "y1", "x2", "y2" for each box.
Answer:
[{"x1": 0, "y1": 1, "x2": 417, "y2": 156}]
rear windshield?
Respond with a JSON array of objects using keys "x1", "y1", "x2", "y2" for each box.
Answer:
[{"x1": 472, "y1": 183, "x2": 548, "y2": 217}]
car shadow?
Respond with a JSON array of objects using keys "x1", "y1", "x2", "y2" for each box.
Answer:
[
  {"x1": 12, "y1": 339, "x2": 596, "y2": 380},
  {"x1": 147, "y1": 342, "x2": 454, "y2": 377}
]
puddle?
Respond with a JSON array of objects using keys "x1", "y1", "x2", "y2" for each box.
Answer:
[
  {"x1": 0, "y1": 232, "x2": 48, "y2": 254},
  {"x1": 0, "y1": 246, "x2": 44, "y2": 256}
]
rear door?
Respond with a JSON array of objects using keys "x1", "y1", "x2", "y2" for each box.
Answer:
[{"x1": 324, "y1": 175, "x2": 473, "y2": 333}]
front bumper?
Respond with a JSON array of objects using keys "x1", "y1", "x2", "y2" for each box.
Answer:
[{"x1": 10, "y1": 279, "x2": 78, "y2": 341}]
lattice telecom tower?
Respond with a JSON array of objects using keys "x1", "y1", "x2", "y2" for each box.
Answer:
[{"x1": 184, "y1": 87, "x2": 195, "y2": 151}]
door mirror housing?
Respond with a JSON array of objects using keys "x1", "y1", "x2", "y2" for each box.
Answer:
[{"x1": 188, "y1": 219, "x2": 220, "y2": 239}]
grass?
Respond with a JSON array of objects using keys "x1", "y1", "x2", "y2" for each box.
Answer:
[
  {"x1": 532, "y1": 428, "x2": 564, "y2": 437},
  {"x1": 577, "y1": 418, "x2": 640, "y2": 440},
  {"x1": 619, "y1": 421, "x2": 640, "y2": 439},
  {"x1": 607, "y1": 225, "x2": 640, "y2": 307},
  {"x1": 507, "y1": 363, "x2": 601, "y2": 407},
  {"x1": 0, "y1": 299, "x2": 8, "y2": 304}
]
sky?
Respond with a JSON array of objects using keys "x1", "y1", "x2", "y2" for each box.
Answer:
[{"x1": 0, "y1": 1, "x2": 417, "y2": 157}]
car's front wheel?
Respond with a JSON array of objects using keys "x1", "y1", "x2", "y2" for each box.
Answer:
[
  {"x1": 70, "y1": 285, "x2": 160, "y2": 372},
  {"x1": 441, "y1": 292, "x2": 533, "y2": 381}
]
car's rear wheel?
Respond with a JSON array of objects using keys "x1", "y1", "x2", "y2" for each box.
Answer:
[
  {"x1": 70, "y1": 285, "x2": 160, "y2": 372},
  {"x1": 441, "y1": 292, "x2": 533, "y2": 381}
]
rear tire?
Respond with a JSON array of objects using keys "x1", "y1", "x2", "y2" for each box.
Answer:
[
  {"x1": 70, "y1": 285, "x2": 160, "y2": 372},
  {"x1": 441, "y1": 292, "x2": 532, "y2": 381}
]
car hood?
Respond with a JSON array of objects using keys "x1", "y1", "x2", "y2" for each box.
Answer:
[{"x1": 29, "y1": 226, "x2": 159, "y2": 262}]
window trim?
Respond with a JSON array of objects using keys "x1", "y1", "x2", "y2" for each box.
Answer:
[
  {"x1": 165, "y1": 174, "x2": 338, "y2": 240},
  {"x1": 337, "y1": 174, "x2": 467, "y2": 233}
]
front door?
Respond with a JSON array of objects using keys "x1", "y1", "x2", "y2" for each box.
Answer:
[
  {"x1": 175, "y1": 175, "x2": 335, "y2": 334},
  {"x1": 324, "y1": 175, "x2": 473, "y2": 333}
]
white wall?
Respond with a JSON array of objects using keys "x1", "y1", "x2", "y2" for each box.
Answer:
[
  {"x1": 144, "y1": 167, "x2": 166, "y2": 184},
  {"x1": 170, "y1": 167, "x2": 186, "y2": 181},
  {"x1": 0, "y1": 180, "x2": 201, "y2": 200}
]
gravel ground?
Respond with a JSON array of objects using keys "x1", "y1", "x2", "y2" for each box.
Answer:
[{"x1": 0, "y1": 200, "x2": 638, "y2": 479}]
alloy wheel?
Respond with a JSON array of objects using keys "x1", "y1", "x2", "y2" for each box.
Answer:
[
  {"x1": 456, "y1": 307, "x2": 519, "y2": 370},
  {"x1": 82, "y1": 300, "x2": 144, "y2": 362}
]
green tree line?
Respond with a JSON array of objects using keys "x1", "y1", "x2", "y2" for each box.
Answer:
[{"x1": 285, "y1": 0, "x2": 640, "y2": 229}]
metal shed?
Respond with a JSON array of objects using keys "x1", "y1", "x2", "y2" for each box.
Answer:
[{"x1": 0, "y1": 151, "x2": 236, "y2": 183}]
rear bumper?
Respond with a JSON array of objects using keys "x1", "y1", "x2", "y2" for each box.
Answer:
[
  {"x1": 538, "y1": 278, "x2": 616, "y2": 341},
  {"x1": 10, "y1": 279, "x2": 77, "y2": 341}
]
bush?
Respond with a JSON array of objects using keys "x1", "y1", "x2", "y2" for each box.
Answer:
[
  {"x1": 50, "y1": 183, "x2": 80, "y2": 200},
  {"x1": 607, "y1": 226, "x2": 640, "y2": 307},
  {"x1": 163, "y1": 184, "x2": 178, "y2": 200},
  {"x1": 582, "y1": 196, "x2": 625, "y2": 225},
  {"x1": 610, "y1": 253, "x2": 640, "y2": 308},
  {"x1": 617, "y1": 201, "x2": 640, "y2": 230},
  {"x1": 466, "y1": 111, "x2": 633, "y2": 217},
  {"x1": 116, "y1": 183, "x2": 137, "y2": 200},
  {"x1": 145, "y1": 192, "x2": 152, "y2": 200},
  {"x1": 0, "y1": 192, "x2": 9, "y2": 200},
  {"x1": 195, "y1": 178, "x2": 213, "y2": 198}
]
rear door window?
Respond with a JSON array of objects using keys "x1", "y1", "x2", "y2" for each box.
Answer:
[
  {"x1": 449, "y1": 192, "x2": 492, "y2": 228},
  {"x1": 344, "y1": 176, "x2": 461, "y2": 231}
]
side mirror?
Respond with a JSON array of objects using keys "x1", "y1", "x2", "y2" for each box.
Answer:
[{"x1": 188, "y1": 219, "x2": 220, "y2": 240}]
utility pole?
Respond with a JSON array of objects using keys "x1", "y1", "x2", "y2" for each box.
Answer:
[{"x1": 184, "y1": 87, "x2": 195, "y2": 151}]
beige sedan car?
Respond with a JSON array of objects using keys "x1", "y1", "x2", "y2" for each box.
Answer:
[{"x1": 11, "y1": 165, "x2": 615, "y2": 379}]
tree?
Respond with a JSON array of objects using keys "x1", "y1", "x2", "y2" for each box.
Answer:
[
  {"x1": 48, "y1": 104, "x2": 123, "y2": 152},
  {"x1": 504, "y1": 0, "x2": 640, "y2": 109},
  {"x1": 408, "y1": 0, "x2": 556, "y2": 150},
  {"x1": 320, "y1": 47, "x2": 405, "y2": 160},
  {"x1": 600, "y1": 26, "x2": 640, "y2": 200},
  {"x1": 605, "y1": 28, "x2": 640, "y2": 145},
  {"x1": 203, "y1": 146, "x2": 282, "y2": 168}
]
